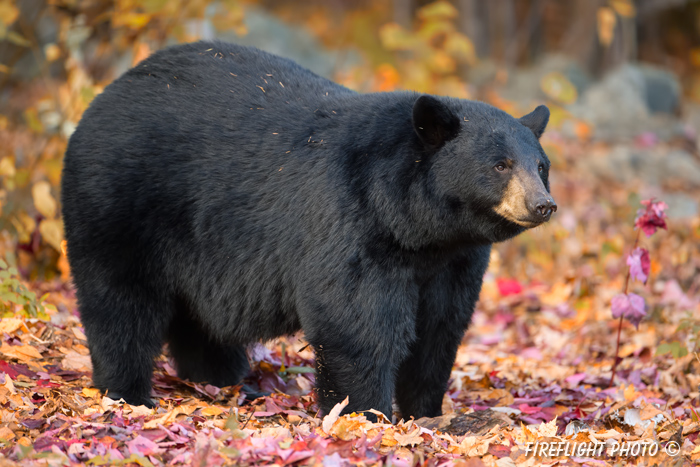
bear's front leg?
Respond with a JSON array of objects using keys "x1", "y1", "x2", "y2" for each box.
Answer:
[
  {"x1": 394, "y1": 316, "x2": 467, "y2": 419},
  {"x1": 300, "y1": 270, "x2": 417, "y2": 420},
  {"x1": 395, "y1": 249, "x2": 489, "y2": 420}
]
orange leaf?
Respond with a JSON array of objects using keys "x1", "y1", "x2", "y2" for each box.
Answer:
[{"x1": 0, "y1": 343, "x2": 42, "y2": 362}]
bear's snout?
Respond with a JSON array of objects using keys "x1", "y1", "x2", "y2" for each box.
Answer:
[{"x1": 530, "y1": 196, "x2": 557, "y2": 222}]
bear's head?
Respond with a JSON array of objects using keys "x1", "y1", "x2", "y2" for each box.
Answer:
[{"x1": 412, "y1": 95, "x2": 556, "y2": 245}]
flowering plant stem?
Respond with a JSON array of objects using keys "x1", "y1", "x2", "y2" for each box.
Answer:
[{"x1": 609, "y1": 228, "x2": 642, "y2": 388}]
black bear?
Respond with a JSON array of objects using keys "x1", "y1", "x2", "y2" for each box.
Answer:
[{"x1": 61, "y1": 41, "x2": 556, "y2": 420}]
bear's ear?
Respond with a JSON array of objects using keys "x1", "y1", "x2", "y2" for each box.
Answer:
[
  {"x1": 519, "y1": 105, "x2": 550, "y2": 139},
  {"x1": 412, "y1": 95, "x2": 461, "y2": 148}
]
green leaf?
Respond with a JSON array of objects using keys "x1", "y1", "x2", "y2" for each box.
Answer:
[
  {"x1": 17, "y1": 444, "x2": 33, "y2": 460},
  {"x1": 656, "y1": 341, "x2": 688, "y2": 358}
]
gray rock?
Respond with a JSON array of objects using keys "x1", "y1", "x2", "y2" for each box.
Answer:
[
  {"x1": 580, "y1": 145, "x2": 700, "y2": 188},
  {"x1": 570, "y1": 64, "x2": 681, "y2": 141},
  {"x1": 111, "y1": 6, "x2": 362, "y2": 81},
  {"x1": 642, "y1": 65, "x2": 681, "y2": 114},
  {"x1": 469, "y1": 54, "x2": 591, "y2": 104},
  {"x1": 214, "y1": 8, "x2": 361, "y2": 80},
  {"x1": 662, "y1": 193, "x2": 699, "y2": 220}
]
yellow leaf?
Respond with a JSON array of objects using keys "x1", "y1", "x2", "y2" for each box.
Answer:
[
  {"x1": 0, "y1": 343, "x2": 42, "y2": 361},
  {"x1": 540, "y1": 282, "x2": 573, "y2": 306},
  {"x1": 330, "y1": 414, "x2": 374, "y2": 441},
  {"x1": 540, "y1": 72, "x2": 578, "y2": 105},
  {"x1": 0, "y1": 156, "x2": 15, "y2": 177},
  {"x1": 0, "y1": 318, "x2": 26, "y2": 334},
  {"x1": 597, "y1": 7, "x2": 617, "y2": 47},
  {"x1": 32, "y1": 181, "x2": 57, "y2": 219},
  {"x1": 610, "y1": 0, "x2": 635, "y2": 17},
  {"x1": 379, "y1": 23, "x2": 416, "y2": 51},
  {"x1": 417, "y1": 0, "x2": 458, "y2": 21},
  {"x1": 10, "y1": 212, "x2": 36, "y2": 244},
  {"x1": 0, "y1": 425, "x2": 15, "y2": 440},
  {"x1": 0, "y1": 0, "x2": 19, "y2": 26},
  {"x1": 23, "y1": 108, "x2": 43, "y2": 133},
  {"x1": 322, "y1": 396, "x2": 349, "y2": 433},
  {"x1": 417, "y1": 19, "x2": 454, "y2": 42},
  {"x1": 623, "y1": 383, "x2": 638, "y2": 401},
  {"x1": 114, "y1": 12, "x2": 151, "y2": 30},
  {"x1": 141, "y1": 0, "x2": 169, "y2": 14},
  {"x1": 381, "y1": 427, "x2": 398, "y2": 447},
  {"x1": 39, "y1": 218, "x2": 64, "y2": 252},
  {"x1": 202, "y1": 406, "x2": 225, "y2": 417},
  {"x1": 427, "y1": 50, "x2": 455, "y2": 74},
  {"x1": 445, "y1": 33, "x2": 476, "y2": 65},
  {"x1": 82, "y1": 387, "x2": 101, "y2": 398},
  {"x1": 44, "y1": 43, "x2": 61, "y2": 62}
]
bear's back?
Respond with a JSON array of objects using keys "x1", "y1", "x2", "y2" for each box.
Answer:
[
  {"x1": 61, "y1": 42, "x2": 359, "y2": 319},
  {"x1": 62, "y1": 41, "x2": 357, "y2": 237}
]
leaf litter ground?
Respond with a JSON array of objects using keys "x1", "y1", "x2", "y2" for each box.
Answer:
[{"x1": 1, "y1": 138, "x2": 699, "y2": 466}]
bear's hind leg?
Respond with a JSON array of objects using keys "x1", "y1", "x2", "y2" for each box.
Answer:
[{"x1": 167, "y1": 308, "x2": 250, "y2": 389}]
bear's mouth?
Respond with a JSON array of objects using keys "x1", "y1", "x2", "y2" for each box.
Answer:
[
  {"x1": 493, "y1": 206, "x2": 555, "y2": 228},
  {"x1": 493, "y1": 174, "x2": 556, "y2": 228},
  {"x1": 493, "y1": 204, "x2": 551, "y2": 228},
  {"x1": 505, "y1": 216, "x2": 546, "y2": 228}
]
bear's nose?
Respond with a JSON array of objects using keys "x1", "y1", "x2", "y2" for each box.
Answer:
[{"x1": 535, "y1": 198, "x2": 557, "y2": 220}]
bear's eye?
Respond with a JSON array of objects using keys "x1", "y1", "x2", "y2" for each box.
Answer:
[{"x1": 495, "y1": 163, "x2": 507, "y2": 172}]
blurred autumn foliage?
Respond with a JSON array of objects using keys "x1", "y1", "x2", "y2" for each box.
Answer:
[
  {"x1": 2, "y1": 0, "x2": 700, "y2": 280},
  {"x1": 0, "y1": 0, "x2": 250, "y2": 281},
  {"x1": 0, "y1": 2, "x2": 700, "y2": 465}
]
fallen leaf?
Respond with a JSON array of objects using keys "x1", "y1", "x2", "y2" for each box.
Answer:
[
  {"x1": 0, "y1": 343, "x2": 42, "y2": 361},
  {"x1": 322, "y1": 396, "x2": 349, "y2": 433},
  {"x1": 0, "y1": 318, "x2": 26, "y2": 334}
]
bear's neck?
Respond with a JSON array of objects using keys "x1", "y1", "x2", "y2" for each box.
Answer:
[{"x1": 318, "y1": 92, "x2": 498, "y2": 252}]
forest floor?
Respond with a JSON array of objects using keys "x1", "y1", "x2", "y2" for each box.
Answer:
[{"x1": 0, "y1": 136, "x2": 699, "y2": 466}]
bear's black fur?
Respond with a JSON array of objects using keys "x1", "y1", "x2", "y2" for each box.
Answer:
[{"x1": 61, "y1": 41, "x2": 555, "y2": 419}]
